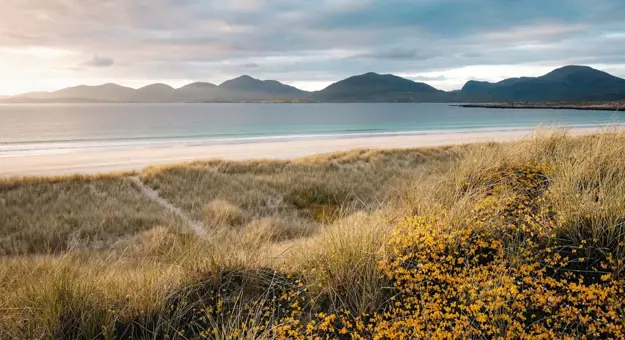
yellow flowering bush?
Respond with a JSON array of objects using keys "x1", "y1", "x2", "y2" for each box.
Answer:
[
  {"x1": 276, "y1": 164, "x2": 625, "y2": 339},
  {"x1": 372, "y1": 164, "x2": 625, "y2": 339}
]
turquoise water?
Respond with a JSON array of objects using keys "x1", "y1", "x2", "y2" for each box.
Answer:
[{"x1": 1, "y1": 103, "x2": 623, "y2": 154}]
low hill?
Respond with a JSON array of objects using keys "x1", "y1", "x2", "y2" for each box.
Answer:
[
  {"x1": 7, "y1": 77, "x2": 309, "y2": 103},
  {"x1": 15, "y1": 83, "x2": 136, "y2": 102}
]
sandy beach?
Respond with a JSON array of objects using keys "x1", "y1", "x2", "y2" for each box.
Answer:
[{"x1": 0, "y1": 127, "x2": 612, "y2": 177}]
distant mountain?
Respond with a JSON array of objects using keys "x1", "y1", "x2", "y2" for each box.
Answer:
[
  {"x1": 314, "y1": 72, "x2": 450, "y2": 102},
  {"x1": 215, "y1": 75, "x2": 307, "y2": 101},
  {"x1": 458, "y1": 66, "x2": 625, "y2": 102},
  {"x1": 133, "y1": 83, "x2": 177, "y2": 102},
  {"x1": 1, "y1": 96, "x2": 117, "y2": 104},
  {"x1": 176, "y1": 82, "x2": 218, "y2": 102},
  {"x1": 4, "y1": 65, "x2": 625, "y2": 103},
  {"x1": 16, "y1": 83, "x2": 136, "y2": 102},
  {"x1": 179, "y1": 82, "x2": 218, "y2": 90},
  {"x1": 7, "y1": 76, "x2": 307, "y2": 103}
]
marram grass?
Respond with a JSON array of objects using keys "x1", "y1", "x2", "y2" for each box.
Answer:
[{"x1": 1, "y1": 131, "x2": 625, "y2": 339}]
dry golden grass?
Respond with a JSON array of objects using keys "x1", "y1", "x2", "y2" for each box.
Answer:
[
  {"x1": 282, "y1": 211, "x2": 393, "y2": 315},
  {"x1": 140, "y1": 146, "x2": 456, "y2": 226},
  {"x1": 203, "y1": 200, "x2": 248, "y2": 228},
  {"x1": 0, "y1": 175, "x2": 184, "y2": 255},
  {"x1": 0, "y1": 147, "x2": 454, "y2": 339},
  {"x1": 1, "y1": 130, "x2": 624, "y2": 338}
]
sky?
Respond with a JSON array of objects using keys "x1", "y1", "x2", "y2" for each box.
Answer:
[{"x1": 1, "y1": 0, "x2": 625, "y2": 95}]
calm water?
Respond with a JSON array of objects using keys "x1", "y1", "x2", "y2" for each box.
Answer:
[{"x1": 1, "y1": 103, "x2": 624, "y2": 155}]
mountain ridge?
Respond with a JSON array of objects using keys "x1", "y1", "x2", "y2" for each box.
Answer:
[
  {"x1": 458, "y1": 65, "x2": 625, "y2": 102},
  {"x1": 312, "y1": 72, "x2": 446, "y2": 102},
  {"x1": 5, "y1": 65, "x2": 625, "y2": 103}
]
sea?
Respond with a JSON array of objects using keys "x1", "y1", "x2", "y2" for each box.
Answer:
[{"x1": 1, "y1": 103, "x2": 624, "y2": 156}]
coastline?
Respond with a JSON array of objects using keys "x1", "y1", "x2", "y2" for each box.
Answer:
[
  {"x1": 0, "y1": 126, "x2": 613, "y2": 177},
  {"x1": 457, "y1": 102, "x2": 624, "y2": 111}
]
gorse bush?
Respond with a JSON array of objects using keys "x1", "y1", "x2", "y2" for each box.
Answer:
[
  {"x1": 373, "y1": 163, "x2": 625, "y2": 338},
  {"x1": 2, "y1": 131, "x2": 625, "y2": 339}
]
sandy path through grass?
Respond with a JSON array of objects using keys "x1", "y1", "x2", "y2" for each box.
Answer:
[{"x1": 129, "y1": 175, "x2": 207, "y2": 236}]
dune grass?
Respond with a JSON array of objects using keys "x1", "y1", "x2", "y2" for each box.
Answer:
[
  {"x1": 1, "y1": 131, "x2": 625, "y2": 338},
  {"x1": 139, "y1": 146, "x2": 455, "y2": 227},
  {"x1": 0, "y1": 175, "x2": 184, "y2": 255}
]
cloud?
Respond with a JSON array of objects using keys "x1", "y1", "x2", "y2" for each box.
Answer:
[
  {"x1": 408, "y1": 75, "x2": 448, "y2": 82},
  {"x1": 352, "y1": 48, "x2": 439, "y2": 60},
  {"x1": 84, "y1": 55, "x2": 115, "y2": 68},
  {"x1": 0, "y1": 0, "x2": 624, "y2": 93},
  {"x1": 479, "y1": 23, "x2": 586, "y2": 43},
  {"x1": 237, "y1": 62, "x2": 260, "y2": 68},
  {"x1": 462, "y1": 52, "x2": 483, "y2": 58}
]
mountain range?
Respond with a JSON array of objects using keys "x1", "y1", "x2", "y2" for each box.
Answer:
[{"x1": 5, "y1": 65, "x2": 625, "y2": 103}]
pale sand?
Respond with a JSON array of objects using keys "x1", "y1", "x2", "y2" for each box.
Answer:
[{"x1": 0, "y1": 127, "x2": 610, "y2": 177}]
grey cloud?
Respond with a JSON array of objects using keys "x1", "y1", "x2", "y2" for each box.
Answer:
[
  {"x1": 462, "y1": 52, "x2": 483, "y2": 58},
  {"x1": 84, "y1": 55, "x2": 115, "y2": 67},
  {"x1": 237, "y1": 62, "x2": 260, "y2": 68},
  {"x1": 1, "y1": 0, "x2": 624, "y2": 86},
  {"x1": 353, "y1": 48, "x2": 440, "y2": 60},
  {"x1": 409, "y1": 75, "x2": 448, "y2": 82}
]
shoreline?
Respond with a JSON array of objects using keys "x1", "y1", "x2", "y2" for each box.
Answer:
[
  {"x1": 2, "y1": 125, "x2": 604, "y2": 154},
  {"x1": 0, "y1": 126, "x2": 613, "y2": 178},
  {"x1": 457, "y1": 103, "x2": 624, "y2": 111}
]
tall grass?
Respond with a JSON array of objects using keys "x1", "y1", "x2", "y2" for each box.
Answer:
[
  {"x1": 0, "y1": 176, "x2": 183, "y2": 255},
  {"x1": 283, "y1": 211, "x2": 393, "y2": 315},
  {"x1": 1, "y1": 130, "x2": 624, "y2": 338}
]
